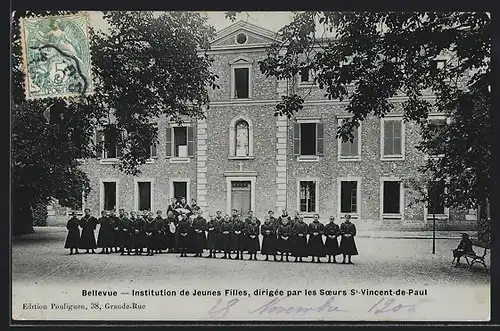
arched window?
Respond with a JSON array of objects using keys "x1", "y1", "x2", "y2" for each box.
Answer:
[{"x1": 229, "y1": 116, "x2": 254, "y2": 159}]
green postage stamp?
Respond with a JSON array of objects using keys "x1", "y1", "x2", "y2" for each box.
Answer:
[{"x1": 20, "y1": 13, "x2": 93, "y2": 100}]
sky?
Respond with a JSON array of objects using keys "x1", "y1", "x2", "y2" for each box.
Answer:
[{"x1": 87, "y1": 11, "x2": 296, "y2": 34}]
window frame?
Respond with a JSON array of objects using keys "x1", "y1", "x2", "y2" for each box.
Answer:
[
  {"x1": 166, "y1": 120, "x2": 193, "y2": 163},
  {"x1": 225, "y1": 175, "x2": 256, "y2": 216},
  {"x1": 66, "y1": 190, "x2": 86, "y2": 217},
  {"x1": 298, "y1": 67, "x2": 317, "y2": 87},
  {"x1": 97, "y1": 125, "x2": 121, "y2": 164},
  {"x1": 296, "y1": 177, "x2": 320, "y2": 216},
  {"x1": 294, "y1": 116, "x2": 323, "y2": 162},
  {"x1": 169, "y1": 177, "x2": 191, "y2": 205},
  {"x1": 337, "y1": 117, "x2": 362, "y2": 161},
  {"x1": 99, "y1": 178, "x2": 120, "y2": 213},
  {"x1": 380, "y1": 177, "x2": 404, "y2": 219},
  {"x1": 337, "y1": 176, "x2": 361, "y2": 220},
  {"x1": 380, "y1": 116, "x2": 406, "y2": 161},
  {"x1": 134, "y1": 178, "x2": 155, "y2": 212},
  {"x1": 229, "y1": 56, "x2": 254, "y2": 100},
  {"x1": 423, "y1": 179, "x2": 449, "y2": 220},
  {"x1": 423, "y1": 113, "x2": 449, "y2": 160}
]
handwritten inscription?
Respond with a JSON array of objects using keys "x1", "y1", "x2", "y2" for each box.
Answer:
[{"x1": 209, "y1": 296, "x2": 433, "y2": 319}]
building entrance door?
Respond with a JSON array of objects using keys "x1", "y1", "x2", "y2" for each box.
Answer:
[{"x1": 231, "y1": 181, "x2": 251, "y2": 216}]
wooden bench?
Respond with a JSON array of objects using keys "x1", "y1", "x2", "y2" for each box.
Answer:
[{"x1": 463, "y1": 239, "x2": 490, "y2": 272}]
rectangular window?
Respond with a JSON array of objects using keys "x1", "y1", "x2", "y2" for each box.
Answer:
[
  {"x1": 299, "y1": 181, "x2": 317, "y2": 213},
  {"x1": 300, "y1": 68, "x2": 310, "y2": 82},
  {"x1": 383, "y1": 181, "x2": 401, "y2": 214},
  {"x1": 173, "y1": 181, "x2": 187, "y2": 202},
  {"x1": 173, "y1": 127, "x2": 188, "y2": 157},
  {"x1": 104, "y1": 125, "x2": 118, "y2": 158},
  {"x1": 103, "y1": 182, "x2": 117, "y2": 211},
  {"x1": 231, "y1": 181, "x2": 251, "y2": 216},
  {"x1": 300, "y1": 123, "x2": 317, "y2": 155},
  {"x1": 340, "y1": 181, "x2": 358, "y2": 213},
  {"x1": 382, "y1": 119, "x2": 403, "y2": 158},
  {"x1": 427, "y1": 118, "x2": 447, "y2": 156},
  {"x1": 427, "y1": 180, "x2": 445, "y2": 215},
  {"x1": 234, "y1": 68, "x2": 249, "y2": 99},
  {"x1": 339, "y1": 120, "x2": 360, "y2": 159},
  {"x1": 137, "y1": 182, "x2": 152, "y2": 211}
]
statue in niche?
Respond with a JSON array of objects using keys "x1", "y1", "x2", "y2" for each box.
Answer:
[{"x1": 235, "y1": 120, "x2": 249, "y2": 156}]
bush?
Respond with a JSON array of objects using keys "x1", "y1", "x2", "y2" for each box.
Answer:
[{"x1": 32, "y1": 202, "x2": 48, "y2": 227}]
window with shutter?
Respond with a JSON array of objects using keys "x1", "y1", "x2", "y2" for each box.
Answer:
[
  {"x1": 187, "y1": 126, "x2": 194, "y2": 157},
  {"x1": 382, "y1": 181, "x2": 401, "y2": 215},
  {"x1": 166, "y1": 126, "x2": 172, "y2": 158},
  {"x1": 316, "y1": 123, "x2": 324, "y2": 155},
  {"x1": 381, "y1": 118, "x2": 404, "y2": 160},
  {"x1": 338, "y1": 119, "x2": 360, "y2": 160},
  {"x1": 300, "y1": 123, "x2": 316, "y2": 156},
  {"x1": 95, "y1": 130, "x2": 104, "y2": 158},
  {"x1": 293, "y1": 122, "x2": 300, "y2": 156}
]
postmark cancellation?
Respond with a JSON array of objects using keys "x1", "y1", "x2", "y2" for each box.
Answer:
[{"x1": 20, "y1": 13, "x2": 94, "y2": 100}]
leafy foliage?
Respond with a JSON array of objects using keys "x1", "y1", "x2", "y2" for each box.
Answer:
[
  {"x1": 259, "y1": 12, "x2": 491, "y2": 226},
  {"x1": 12, "y1": 11, "x2": 218, "y2": 234}
]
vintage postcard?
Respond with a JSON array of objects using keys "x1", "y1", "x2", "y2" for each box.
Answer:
[
  {"x1": 11, "y1": 10, "x2": 491, "y2": 323},
  {"x1": 19, "y1": 13, "x2": 93, "y2": 100}
]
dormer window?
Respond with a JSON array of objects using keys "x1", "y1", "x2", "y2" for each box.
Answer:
[{"x1": 229, "y1": 56, "x2": 253, "y2": 99}]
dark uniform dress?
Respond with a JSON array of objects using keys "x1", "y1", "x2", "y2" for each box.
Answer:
[
  {"x1": 64, "y1": 216, "x2": 81, "y2": 251},
  {"x1": 192, "y1": 216, "x2": 208, "y2": 255},
  {"x1": 167, "y1": 203, "x2": 180, "y2": 217},
  {"x1": 165, "y1": 216, "x2": 178, "y2": 251},
  {"x1": 206, "y1": 219, "x2": 219, "y2": 254},
  {"x1": 154, "y1": 216, "x2": 165, "y2": 252},
  {"x1": 176, "y1": 218, "x2": 190, "y2": 256},
  {"x1": 110, "y1": 216, "x2": 120, "y2": 251},
  {"x1": 219, "y1": 220, "x2": 233, "y2": 256},
  {"x1": 277, "y1": 223, "x2": 293, "y2": 256},
  {"x1": 119, "y1": 216, "x2": 133, "y2": 254},
  {"x1": 231, "y1": 219, "x2": 246, "y2": 258},
  {"x1": 340, "y1": 221, "x2": 359, "y2": 257},
  {"x1": 214, "y1": 217, "x2": 225, "y2": 251},
  {"x1": 308, "y1": 221, "x2": 326, "y2": 259},
  {"x1": 144, "y1": 218, "x2": 157, "y2": 255},
  {"x1": 324, "y1": 222, "x2": 342, "y2": 258},
  {"x1": 291, "y1": 221, "x2": 309, "y2": 259},
  {"x1": 133, "y1": 217, "x2": 146, "y2": 255},
  {"x1": 79, "y1": 215, "x2": 97, "y2": 250},
  {"x1": 260, "y1": 222, "x2": 277, "y2": 257},
  {"x1": 97, "y1": 216, "x2": 112, "y2": 252},
  {"x1": 245, "y1": 222, "x2": 260, "y2": 256}
]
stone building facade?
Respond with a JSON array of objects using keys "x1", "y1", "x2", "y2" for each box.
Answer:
[{"x1": 48, "y1": 21, "x2": 477, "y2": 230}]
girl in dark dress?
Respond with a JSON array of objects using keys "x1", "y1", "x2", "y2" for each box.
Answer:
[
  {"x1": 165, "y1": 211, "x2": 178, "y2": 253},
  {"x1": 214, "y1": 211, "x2": 225, "y2": 253},
  {"x1": 206, "y1": 214, "x2": 218, "y2": 258},
  {"x1": 339, "y1": 214, "x2": 359, "y2": 264},
  {"x1": 64, "y1": 212, "x2": 81, "y2": 254},
  {"x1": 133, "y1": 214, "x2": 146, "y2": 256},
  {"x1": 79, "y1": 208, "x2": 97, "y2": 253},
  {"x1": 292, "y1": 215, "x2": 308, "y2": 262},
  {"x1": 260, "y1": 216, "x2": 277, "y2": 261},
  {"x1": 177, "y1": 214, "x2": 190, "y2": 257},
  {"x1": 97, "y1": 211, "x2": 110, "y2": 254},
  {"x1": 307, "y1": 214, "x2": 326, "y2": 263},
  {"x1": 324, "y1": 216, "x2": 342, "y2": 263},
  {"x1": 154, "y1": 210, "x2": 165, "y2": 254},
  {"x1": 219, "y1": 215, "x2": 233, "y2": 259},
  {"x1": 119, "y1": 212, "x2": 133, "y2": 256},
  {"x1": 277, "y1": 217, "x2": 293, "y2": 262},
  {"x1": 231, "y1": 214, "x2": 246, "y2": 260},
  {"x1": 246, "y1": 220, "x2": 260, "y2": 260},
  {"x1": 144, "y1": 212, "x2": 156, "y2": 256},
  {"x1": 192, "y1": 210, "x2": 207, "y2": 257}
]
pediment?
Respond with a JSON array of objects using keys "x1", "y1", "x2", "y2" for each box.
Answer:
[{"x1": 211, "y1": 21, "x2": 280, "y2": 48}]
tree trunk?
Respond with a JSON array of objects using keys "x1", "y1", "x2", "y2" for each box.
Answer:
[
  {"x1": 12, "y1": 193, "x2": 35, "y2": 236},
  {"x1": 477, "y1": 197, "x2": 491, "y2": 244}
]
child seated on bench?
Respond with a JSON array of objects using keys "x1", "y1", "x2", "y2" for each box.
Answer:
[{"x1": 452, "y1": 233, "x2": 474, "y2": 267}]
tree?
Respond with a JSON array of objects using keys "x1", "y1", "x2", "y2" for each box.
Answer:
[
  {"x1": 255, "y1": 12, "x2": 491, "y2": 241},
  {"x1": 11, "y1": 11, "x2": 218, "y2": 235}
]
